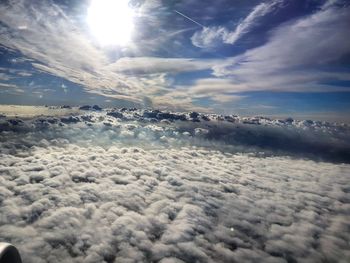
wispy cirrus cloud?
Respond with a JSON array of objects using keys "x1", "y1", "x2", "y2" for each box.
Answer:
[
  {"x1": 191, "y1": 0, "x2": 285, "y2": 48},
  {"x1": 210, "y1": 2, "x2": 350, "y2": 90},
  {"x1": 0, "y1": 0, "x2": 136, "y2": 99},
  {"x1": 0, "y1": 83, "x2": 20, "y2": 89},
  {"x1": 178, "y1": 1, "x2": 350, "y2": 98},
  {"x1": 0, "y1": 0, "x2": 200, "y2": 106},
  {"x1": 0, "y1": 0, "x2": 349, "y2": 114},
  {"x1": 0, "y1": 73, "x2": 12, "y2": 81},
  {"x1": 122, "y1": 1, "x2": 350, "y2": 109},
  {"x1": 107, "y1": 57, "x2": 217, "y2": 75},
  {"x1": 0, "y1": 82, "x2": 25, "y2": 95},
  {"x1": 0, "y1": 0, "x2": 221, "y2": 110}
]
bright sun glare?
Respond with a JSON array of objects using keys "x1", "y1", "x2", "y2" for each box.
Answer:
[{"x1": 87, "y1": 0, "x2": 135, "y2": 46}]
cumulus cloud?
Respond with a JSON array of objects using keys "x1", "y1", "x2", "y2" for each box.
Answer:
[
  {"x1": 0, "y1": 110, "x2": 349, "y2": 262},
  {"x1": 1, "y1": 116, "x2": 350, "y2": 262}
]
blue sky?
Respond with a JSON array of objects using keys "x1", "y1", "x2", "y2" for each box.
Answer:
[{"x1": 0, "y1": 0, "x2": 349, "y2": 120}]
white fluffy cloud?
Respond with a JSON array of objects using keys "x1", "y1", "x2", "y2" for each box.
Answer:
[
  {"x1": 1, "y1": 142, "x2": 350, "y2": 262},
  {"x1": 0, "y1": 110, "x2": 350, "y2": 262}
]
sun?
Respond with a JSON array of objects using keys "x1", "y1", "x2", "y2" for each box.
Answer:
[{"x1": 87, "y1": 0, "x2": 135, "y2": 46}]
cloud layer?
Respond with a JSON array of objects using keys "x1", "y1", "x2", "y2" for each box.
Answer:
[
  {"x1": 1, "y1": 107, "x2": 349, "y2": 163},
  {"x1": 0, "y1": 108, "x2": 350, "y2": 262}
]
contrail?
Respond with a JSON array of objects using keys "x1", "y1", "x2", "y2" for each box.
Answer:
[{"x1": 174, "y1": 10, "x2": 206, "y2": 28}]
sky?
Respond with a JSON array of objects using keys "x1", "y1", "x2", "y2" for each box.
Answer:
[{"x1": 0, "y1": 0, "x2": 350, "y2": 120}]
